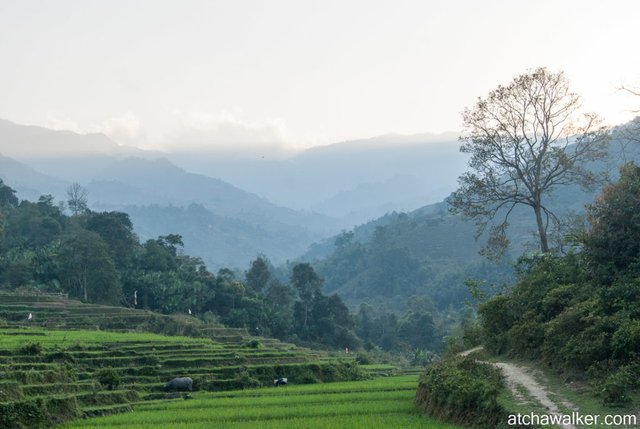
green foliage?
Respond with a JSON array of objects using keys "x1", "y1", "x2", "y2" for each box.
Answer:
[
  {"x1": 585, "y1": 162, "x2": 640, "y2": 281},
  {"x1": 478, "y1": 295, "x2": 516, "y2": 354},
  {"x1": 86, "y1": 211, "x2": 137, "y2": 271},
  {"x1": 611, "y1": 319, "x2": 640, "y2": 361},
  {"x1": 58, "y1": 230, "x2": 121, "y2": 304},
  {"x1": 244, "y1": 339, "x2": 262, "y2": 349},
  {"x1": 245, "y1": 256, "x2": 272, "y2": 294},
  {"x1": 312, "y1": 209, "x2": 514, "y2": 321},
  {"x1": 19, "y1": 341, "x2": 42, "y2": 355},
  {"x1": 476, "y1": 164, "x2": 640, "y2": 400},
  {"x1": 94, "y1": 368, "x2": 121, "y2": 391},
  {"x1": 0, "y1": 178, "x2": 19, "y2": 209},
  {"x1": 415, "y1": 356, "x2": 511, "y2": 429},
  {"x1": 236, "y1": 371, "x2": 261, "y2": 389},
  {"x1": 600, "y1": 368, "x2": 632, "y2": 407},
  {"x1": 0, "y1": 396, "x2": 80, "y2": 429},
  {"x1": 0, "y1": 381, "x2": 23, "y2": 402},
  {"x1": 0, "y1": 399, "x2": 48, "y2": 429}
]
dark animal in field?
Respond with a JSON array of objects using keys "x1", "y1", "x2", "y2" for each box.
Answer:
[
  {"x1": 274, "y1": 377, "x2": 287, "y2": 386},
  {"x1": 164, "y1": 377, "x2": 193, "y2": 391}
]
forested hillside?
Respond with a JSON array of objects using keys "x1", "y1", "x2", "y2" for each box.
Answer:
[
  {"x1": 311, "y1": 208, "x2": 514, "y2": 312},
  {"x1": 305, "y1": 126, "x2": 640, "y2": 313},
  {"x1": 0, "y1": 179, "x2": 445, "y2": 356},
  {"x1": 477, "y1": 163, "x2": 640, "y2": 405}
]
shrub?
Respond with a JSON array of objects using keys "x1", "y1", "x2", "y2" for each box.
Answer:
[
  {"x1": 0, "y1": 381, "x2": 23, "y2": 402},
  {"x1": 0, "y1": 396, "x2": 79, "y2": 429},
  {"x1": 415, "y1": 356, "x2": 520, "y2": 429},
  {"x1": 0, "y1": 399, "x2": 47, "y2": 429},
  {"x1": 355, "y1": 352, "x2": 372, "y2": 365},
  {"x1": 139, "y1": 354, "x2": 160, "y2": 366},
  {"x1": 95, "y1": 368, "x2": 121, "y2": 390},
  {"x1": 611, "y1": 319, "x2": 640, "y2": 361},
  {"x1": 45, "y1": 349, "x2": 76, "y2": 364},
  {"x1": 244, "y1": 339, "x2": 262, "y2": 349},
  {"x1": 237, "y1": 371, "x2": 260, "y2": 389},
  {"x1": 478, "y1": 295, "x2": 517, "y2": 354},
  {"x1": 44, "y1": 396, "x2": 80, "y2": 426},
  {"x1": 601, "y1": 369, "x2": 632, "y2": 407},
  {"x1": 505, "y1": 313, "x2": 544, "y2": 357},
  {"x1": 19, "y1": 342, "x2": 42, "y2": 355}
]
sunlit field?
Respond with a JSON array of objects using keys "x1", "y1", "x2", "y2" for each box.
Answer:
[{"x1": 64, "y1": 376, "x2": 462, "y2": 429}]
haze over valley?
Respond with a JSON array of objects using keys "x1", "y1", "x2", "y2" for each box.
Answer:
[
  {"x1": 0, "y1": 118, "x2": 468, "y2": 269},
  {"x1": 1, "y1": 2, "x2": 640, "y2": 427}
]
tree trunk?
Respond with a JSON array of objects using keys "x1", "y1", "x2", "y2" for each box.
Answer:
[{"x1": 533, "y1": 204, "x2": 549, "y2": 253}]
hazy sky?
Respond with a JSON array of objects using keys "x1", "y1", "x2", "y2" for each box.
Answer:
[{"x1": 0, "y1": 0, "x2": 639, "y2": 151}]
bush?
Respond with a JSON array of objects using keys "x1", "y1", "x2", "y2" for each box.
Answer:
[
  {"x1": 244, "y1": 339, "x2": 262, "y2": 349},
  {"x1": 478, "y1": 295, "x2": 517, "y2": 354},
  {"x1": 19, "y1": 342, "x2": 42, "y2": 355},
  {"x1": 601, "y1": 369, "x2": 632, "y2": 407},
  {"x1": 139, "y1": 354, "x2": 160, "y2": 366},
  {"x1": 355, "y1": 352, "x2": 372, "y2": 365},
  {"x1": 415, "y1": 356, "x2": 522, "y2": 429},
  {"x1": 611, "y1": 319, "x2": 640, "y2": 361},
  {"x1": 237, "y1": 371, "x2": 260, "y2": 389},
  {"x1": 0, "y1": 396, "x2": 79, "y2": 429},
  {"x1": 505, "y1": 313, "x2": 544, "y2": 357},
  {"x1": 0, "y1": 381, "x2": 23, "y2": 402},
  {"x1": 43, "y1": 396, "x2": 81, "y2": 426},
  {"x1": 95, "y1": 368, "x2": 121, "y2": 390},
  {"x1": 45, "y1": 349, "x2": 76, "y2": 363},
  {"x1": 0, "y1": 399, "x2": 47, "y2": 429}
]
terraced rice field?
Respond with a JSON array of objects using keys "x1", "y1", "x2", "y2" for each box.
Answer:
[
  {"x1": 0, "y1": 328, "x2": 358, "y2": 418},
  {"x1": 1, "y1": 294, "x2": 448, "y2": 428},
  {"x1": 64, "y1": 376, "x2": 463, "y2": 429},
  {"x1": 0, "y1": 293, "x2": 245, "y2": 342},
  {"x1": 0, "y1": 294, "x2": 365, "y2": 427}
]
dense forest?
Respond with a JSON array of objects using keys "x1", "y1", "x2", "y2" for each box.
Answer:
[
  {"x1": 310, "y1": 208, "x2": 514, "y2": 312},
  {"x1": 0, "y1": 179, "x2": 443, "y2": 357}
]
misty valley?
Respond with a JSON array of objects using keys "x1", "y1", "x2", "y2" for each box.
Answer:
[{"x1": 2, "y1": 64, "x2": 640, "y2": 428}]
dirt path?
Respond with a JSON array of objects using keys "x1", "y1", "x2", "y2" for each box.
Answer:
[
  {"x1": 459, "y1": 347, "x2": 578, "y2": 429},
  {"x1": 493, "y1": 361, "x2": 577, "y2": 429},
  {"x1": 458, "y1": 345, "x2": 483, "y2": 356}
]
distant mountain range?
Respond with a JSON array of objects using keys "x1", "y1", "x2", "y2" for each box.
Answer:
[
  {"x1": 168, "y1": 132, "x2": 467, "y2": 221},
  {"x1": 0, "y1": 119, "x2": 334, "y2": 268},
  {"x1": 0, "y1": 119, "x2": 466, "y2": 269}
]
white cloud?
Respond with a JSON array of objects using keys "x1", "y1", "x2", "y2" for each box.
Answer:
[
  {"x1": 41, "y1": 110, "x2": 317, "y2": 155},
  {"x1": 98, "y1": 112, "x2": 145, "y2": 147},
  {"x1": 45, "y1": 111, "x2": 145, "y2": 147},
  {"x1": 158, "y1": 110, "x2": 295, "y2": 155},
  {"x1": 45, "y1": 114, "x2": 83, "y2": 133}
]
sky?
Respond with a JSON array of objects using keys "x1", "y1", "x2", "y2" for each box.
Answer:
[{"x1": 0, "y1": 0, "x2": 639, "y2": 152}]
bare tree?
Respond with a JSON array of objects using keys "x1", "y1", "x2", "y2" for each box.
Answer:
[
  {"x1": 616, "y1": 85, "x2": 640, "y2": 154},
  {"x1": 621, "y1": 84, "x2": 640, "y2": 101},
  {"x1": 67, "y1": 182, "x2": 88, "y2": 216},
  {"x1": 449, "y1": 68, "x2": 609, "y2": 256}
]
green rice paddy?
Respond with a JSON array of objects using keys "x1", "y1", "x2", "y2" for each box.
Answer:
[{"x1": 64, "y1": 376, "x2": 462, "y2": 429}]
